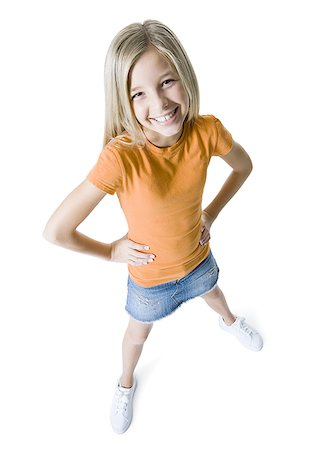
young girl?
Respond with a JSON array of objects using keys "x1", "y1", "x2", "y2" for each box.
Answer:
[{"x1": 43, "y1": 19, "x2": 263, "y2": 434}]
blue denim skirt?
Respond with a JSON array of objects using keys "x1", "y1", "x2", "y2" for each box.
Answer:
[{"x1": 125, "y1": 249, "x2": 220, "y2": 323}]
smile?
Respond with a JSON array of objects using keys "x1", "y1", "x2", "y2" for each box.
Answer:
[{"x1": 151, "y1": 107, "x2": 178, "y2": 123}]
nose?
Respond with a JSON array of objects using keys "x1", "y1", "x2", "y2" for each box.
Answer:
[{"x1": 150, "y1": 91, "x2": 169, "y2": 116}]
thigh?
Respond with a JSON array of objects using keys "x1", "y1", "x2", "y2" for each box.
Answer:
[{"x1": 125, "y1": 275, "x2": 177, "y2": 323}]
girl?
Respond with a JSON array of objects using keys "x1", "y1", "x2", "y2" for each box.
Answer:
[{"x1": 43, "y1": 19, "x2": 263, "y2": 434}]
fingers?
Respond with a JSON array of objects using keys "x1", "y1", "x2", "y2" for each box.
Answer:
[
  {"x1": 128, "y1": 241, "x2": 156, "y2": 266},
  {"x1": 200, "y1": 228, "x2": 210, "y2": 245}
]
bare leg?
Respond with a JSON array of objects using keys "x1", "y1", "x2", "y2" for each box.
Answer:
[
  {"x1": 201, "y1": 284, "x2": 236, "y2": 325},
  {"x1": 119, "y1": 317, "x2": 154, "y2": 388}
]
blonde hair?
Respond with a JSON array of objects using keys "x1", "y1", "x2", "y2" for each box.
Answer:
[{"x1": 102, "y1": 19, "x2": 200, "y2": 148}]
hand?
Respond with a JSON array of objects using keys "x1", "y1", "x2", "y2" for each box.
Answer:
[
  {"x1": 199, "y1": 211, "x2": 213, "y2": 246},
  {"x1": 110, "y1": 232, "x2": 156, "y2": 266}
]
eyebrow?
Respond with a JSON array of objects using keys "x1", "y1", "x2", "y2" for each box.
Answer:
[{"x1": 130, "y1": 72, "x2": 176, "y2": 93}]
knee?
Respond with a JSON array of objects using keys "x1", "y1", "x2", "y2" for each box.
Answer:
[
  {"x1": 212, "y1": 285, "x2": 223, "y2": 298},
  {"x1": 127, "y1": 324, "x2": 153, "y2": 345},
  {"x1": 202, "y1": 284, "x2": 223, "y2": 301}
]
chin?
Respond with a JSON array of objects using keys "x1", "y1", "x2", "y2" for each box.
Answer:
[{"x1": 161, "y1": 127, "x2": 182, "y2": 137}]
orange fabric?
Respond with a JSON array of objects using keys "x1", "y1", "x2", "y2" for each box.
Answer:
[{"x1": 86, "y1": 115, "x2": 233, "y2": 287}]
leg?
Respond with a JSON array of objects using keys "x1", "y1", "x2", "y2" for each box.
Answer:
[
  {"x1": 201, "y1": 284, "x2": 236, "y2": 325},
  {"x1": 119, "y1": 317, "x2": 154, "y2": 388}
]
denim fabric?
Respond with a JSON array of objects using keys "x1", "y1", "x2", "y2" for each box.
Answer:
[{"x1": 125, "y1": 249, "x2": 220, "y2": 323}]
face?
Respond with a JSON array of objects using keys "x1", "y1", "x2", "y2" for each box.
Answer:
[{"x1": 129, "y1": 47, "x2": 190, "y2": 147}]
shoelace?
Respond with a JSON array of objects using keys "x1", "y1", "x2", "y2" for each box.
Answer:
[
  {"x1": 236, "y1": 317, "x2": 254, "y2": 336},
  {"x1": 114, "y1": 388, "x2": 130, "y2": 414}
]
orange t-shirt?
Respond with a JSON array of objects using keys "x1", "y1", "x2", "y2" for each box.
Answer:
[{"x1": 86, "y1": 114, "x2": 233, "y2": 287}]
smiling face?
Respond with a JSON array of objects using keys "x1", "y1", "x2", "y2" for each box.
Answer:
[{"x1": 128, "y1": 47, "x2": 190, "y2": 147}]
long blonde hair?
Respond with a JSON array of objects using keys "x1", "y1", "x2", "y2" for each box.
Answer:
[{"x1": 102, "y1": 19, "x2": 200, "y2": 148}]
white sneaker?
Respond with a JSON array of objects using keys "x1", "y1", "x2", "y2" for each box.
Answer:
[
  {"x1": 219, "y1": 316, "x2": 263, "y2": 351},
  {"x1": 110, "y1": 377, "x2": 137, "y2": 434}
]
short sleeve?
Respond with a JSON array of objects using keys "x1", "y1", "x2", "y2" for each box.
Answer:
[
  {"x1": 86, "y1": 145, "x2": 123, "y2": 195},
  {"x1": 210, "y1": 115, "x2": 234, "y2": 157}
]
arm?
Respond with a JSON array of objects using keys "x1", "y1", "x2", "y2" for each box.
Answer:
[
  {"x1": 204, "y1": 140, "x2": 253, "y2": 223},
  {"x1": 42, "y1": 179, "x2": 114, "y2": 261}
]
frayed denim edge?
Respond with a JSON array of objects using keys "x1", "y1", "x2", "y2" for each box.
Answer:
[
  {"x1": 198, "y1": 278, "x2": 219, "y2": 298},
  {"x1": 124, "y1": 279, "x2": 219, "y2": 324},
  {"x1": 125, "y1": 295, "x2": 192, "y2": 324}
]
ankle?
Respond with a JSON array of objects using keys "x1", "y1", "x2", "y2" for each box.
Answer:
[
  {"x1": 119, "y1": 376, "x2": 134, "y2": 389},
  {"x1": 223, "y1": 314, "x2": 236, "y2": 326}
]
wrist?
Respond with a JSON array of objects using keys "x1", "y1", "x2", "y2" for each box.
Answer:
[
  {"x1": 104, "y1": 243, "x2": 113, "y2": 261},
  {"x1": 204, "y1": 210, "x2": 217, "y2": 224}
]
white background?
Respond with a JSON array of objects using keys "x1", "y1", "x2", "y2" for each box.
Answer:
[{"x1": 1, "y1": 0, "x2": 322, "y2": 448}]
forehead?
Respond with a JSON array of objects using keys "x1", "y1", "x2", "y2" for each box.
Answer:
[{"x1": 129, "y1": 48, "x2": 176, "y2": 89}]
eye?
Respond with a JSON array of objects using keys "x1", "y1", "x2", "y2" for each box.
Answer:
[
  {"x1": 162, "y1": 79, "x2": 175, "y2": 86},
  {"x1": 132, "y1": 92, "x2": 143, "y2": 100}
]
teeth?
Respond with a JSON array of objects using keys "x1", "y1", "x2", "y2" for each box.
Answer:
[{"x1": 153, "y1": 108, "x2": 177, "y2": 122}]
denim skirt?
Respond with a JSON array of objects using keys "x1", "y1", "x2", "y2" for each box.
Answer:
[{"x1": 125, "y1": 249, "x2": 220, "y2": 323}]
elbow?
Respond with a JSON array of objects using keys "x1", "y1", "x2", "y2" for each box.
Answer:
[
  {"x1": 42, "y1": 222, "x2": 52, "y2": 242},
  {"x1": 42, "y1": 221, "x2": 66, "y2": 244},
  {"x1": 241, "y1": 144, "x2": 253, "y2": 175},
  {"x1": 243, "y1": 156, "x2": 253, "y2": 175},
  {"x1": 43, "y1": 216, "x2": 56, "y2": 242},
  {"x1": 245, "y1": 152, "x2": 253, "y2": 174},
  {"x1": 235, "y1": 162, "x2": 253, "y2": 177},
  {"x1": 42, "y1": 227, "x2": 59, "y2": 244},
  {"x1": 243, "y1": 164, "x2": 253, "y2": 180}
]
